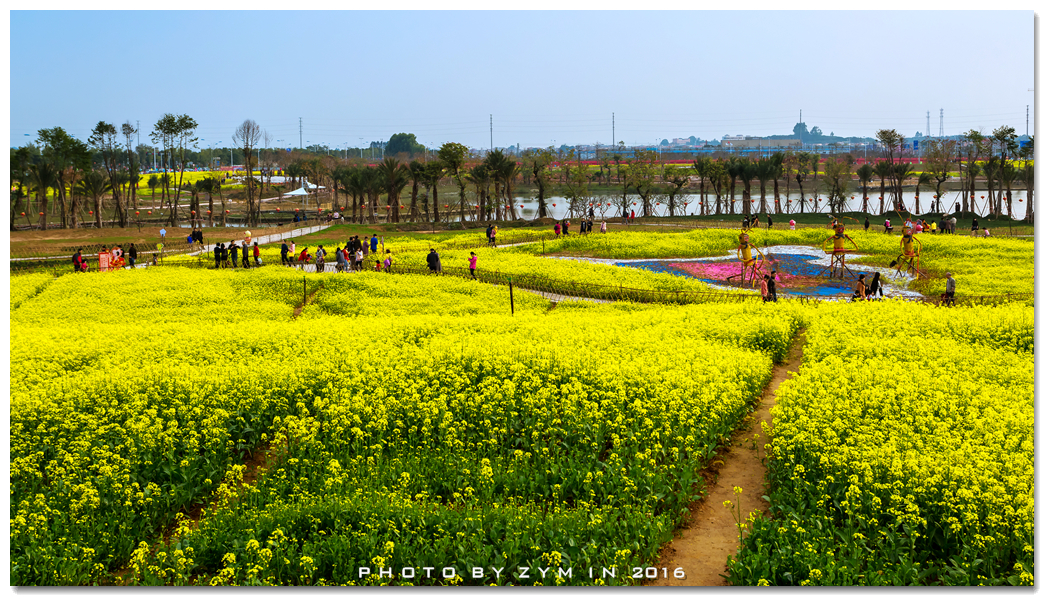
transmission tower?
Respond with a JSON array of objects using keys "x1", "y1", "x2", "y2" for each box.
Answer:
[
  {"x1": 939, "y1": 109, "x2": 944, "y2": 138},
  {"x1": 926, "y1": 111, "x2": 931, "y2": 137}
]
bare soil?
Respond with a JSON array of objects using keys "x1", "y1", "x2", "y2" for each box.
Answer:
[{"x1": 649, "y1": 331, "x2": 805, "y2": 586}]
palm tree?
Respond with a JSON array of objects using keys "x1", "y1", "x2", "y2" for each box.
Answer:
[
  {"x1": 766, "y1": 152, "x2": 785, "y2": 214},
  {"x1": 425, "y1": 160, "x2": 445, "y2": 223},
  {"x1": 485, "y1": 149, "x2": 508, "y2": 220},
  {"x1": 359, "y1": 167, "x2": 382, "y2": 224},
  {"x1": 962, "y1": 161, "x2": 980, "y2": 217},
  {"x1": 467, "y1": 163, "x2": 491, "y2": 221},
  {"x1": 345, "y1": 168, "x2": 366, "y2": 223},
  {"x1": 725, "y1": 157, "x2": 743, "y2": 214},
  {"x1": 75, "y1": 170, "x2": 111, "y2": 230},
  {"x1": 146, "y1": 174, "x2": 159, "y2": 205},
  {"x1": 28, "y1": 163, "x2": 58, "y2": 230},
  {"x1": 378, "y1": 157, "x2": 410, "y2": 223},
  {"x1": 499, "y1": 159, "x2": 520, "y2": 221},
  {"x1": 914, "y1": 172, "x2": 931, "y2": 213},
  {"x1": 891, "y1": 163, "x2": 915, "y2": 214},
  {"x1": 196, "y1": 177, "x2": 217, "y2": 226},
  {"x1": 855, "y1": 163, "x2": 874, "y2": 214},
  {"x1": 753, "y1": 158, "x2": 773, "y2": 215},
  {"x1": 407, "y1": 160, "x2": 425, "y2": 222},
  {"x1": 1018, "y1": 159, "x2": 1033, "y2": 222},
  {"x1": 872, "y1": 161, "x2": 891, "y2": 215}
]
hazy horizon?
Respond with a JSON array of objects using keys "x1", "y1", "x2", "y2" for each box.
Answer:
[{"x1": 10, "y1": 10, "x2": 1036, "y2": 152}]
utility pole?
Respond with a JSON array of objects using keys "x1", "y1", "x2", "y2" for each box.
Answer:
[
  {"x1": 299, "y1": 117, "x2": 303, "y2": 150},
  {"x1": 926, "y1": 111, "x2": 931, "y2": 137}
]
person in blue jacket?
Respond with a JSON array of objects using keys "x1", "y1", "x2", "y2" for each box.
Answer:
[{"x1": 370, "y1": 234, "x2": 379, "y2": 253}]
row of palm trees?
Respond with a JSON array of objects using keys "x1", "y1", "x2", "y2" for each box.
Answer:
[{"x1": 284, "y1": 149, "x2": 524, "y2": 224}]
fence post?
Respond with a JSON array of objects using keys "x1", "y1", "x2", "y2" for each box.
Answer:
[
  {"x1": 303, "y1": 275, "x2": 307, "y2": 308},
  {"x1": 509, "y1": 277, "x2": 515, "y2": 315}
]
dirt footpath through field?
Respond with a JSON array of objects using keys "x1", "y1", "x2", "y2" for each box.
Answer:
[{"x1": 650, "y1": 332, "x2": 805, "y2": 586}]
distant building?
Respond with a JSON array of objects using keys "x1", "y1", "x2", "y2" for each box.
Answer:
[{"x1": 723, "y1": 138, "x2": 801, "y2": 148}]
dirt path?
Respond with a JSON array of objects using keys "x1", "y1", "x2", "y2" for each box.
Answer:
[{"x1": 650, "y1": 331, "x2": 805, "y2": 586}]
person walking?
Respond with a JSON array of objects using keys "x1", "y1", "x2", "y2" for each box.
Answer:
[
  {"x1": 383, "y1": 250, "x2": 393, "y2": 273},
  {"x1": 434, "y1": 249, "x2": 443, "y2": 274},
  {"x1": 240, "y1": 242, "x2": 250, "y2": 269},
  {"x1": 289, "y1": 240, "x2": 297, "y2": 267},
  {"x1": 214, "y1": 243, "x2": 223, "y2": 269},
  {"x1": 354, "y1": 247, "x2": 364, "y2": 271},
  {"x1": 760, "y1": 274, "x2": 770, "y2": 302},
  {"x1": 630, "y1": 209, "x2": 635, "y2": 224},
  {"x1": 315, "y1": 245, "x2": 326, "y2": 273},
  {"x1": 370, "y1": 234, "x2": 379, "y2": 254},
  {"x1": 971, "y1": 217, "x2": 979, "y2": 236},
  {"x1": 580, "y1": 219, "x2": 587, "y2": 235},
  {"x1": 281, "y1": 240, "x2": 290, "y2": 266},
  {"x1": 943, "y1": 272, "x2": 956, "y2": 306},
  {"x1": 490, "y1": 225, "x2": 498, "y2": 247},
  {"x1": 600, "y1": 220, "x2": 607, "y2": 234},
  {"x1": 468, "y1": 251, "x2": 478, "y2": 279},
  {"x1": 253, "y1": 242, "x2": 260, "y2": 266},
  {"x1": 426, "y1": 248, "x2": 438, "y2": 273},
  {"x1": 486, "y1": 224, "x2": 493, "y2": 246},
  {"x1": 554, "y1": 222, "x2": 561, "y2": 238},
  {"x1": 884, "y1": 218, "x2": 892, "y2": 234},
  {"x1": 72, "y1": 248, "x2": 84, "y2": 272},
  {"x1": 335, "y1": 246, "x2": 344, "y2": 272},
  {"x1": 128, "y1": 243, "x2": 137, "y2": 268},
  {"x1": 563, "y1": 220, "x2": 570, "y2": 235},
  {"x1": 230, "y1": 240, "x2": 239, "y2": 268},
  {"x1": 767, "y1": 214, "x2": 773, "y2": 229},
  {"x1": 768, "y1": 269, "x2": 778, "y2": 302}
]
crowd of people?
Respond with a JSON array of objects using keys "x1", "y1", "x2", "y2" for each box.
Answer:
[
  {"x1": 72, "y1": 244, "x2": 140, "y2": 272},
  {"x1": 212, "y1": 240, "x2": 261, "y2": 269}
]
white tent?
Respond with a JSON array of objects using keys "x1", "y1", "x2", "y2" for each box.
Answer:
[
  {"x1": 302, "y1": 179, "x2": 325, "y2": 190},
  {"x1": 284, "y1": 187, "x2": 310, "y2": 197}
]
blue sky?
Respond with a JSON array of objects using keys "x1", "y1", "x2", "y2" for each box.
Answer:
[{"x1": 9, "y1": 10, "x2": 1036, "y2": 151}]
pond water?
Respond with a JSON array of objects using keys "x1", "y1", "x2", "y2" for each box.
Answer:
[
  {"x1": 549, "y1": 245, "x2": 923, "y2": 298},
  {"x1": 506, "y1": 190, "x2": 1028, "y2": 221}
]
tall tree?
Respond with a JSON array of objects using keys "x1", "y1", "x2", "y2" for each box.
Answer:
[
  {"x1": 631, "y1": 149, "x2": 660, "y2": 217},
  {"x1": 875, "y1": 129, "x2": 906, "y2": 213},
  {"x1": 437, "y1": 142, "x2": 469, "y2": 223},
  {"x1": 233, "y1": 119, "x2": 263, "y2": 225},
  {"x1": 923, "y1": 138, "x2": 955, "y2": 213},
  {"x1": 28, "y1": 163, "x2": 58, "y2": 230},
  {"x1": 122, "y1": 121, "x2": 139, "y2": 212},
  {"x1": 531, "y1": 149, "x2": 555, "y2": 219},
  {"x1": 424, "y1": 160, "x2": 444, "y2": 223},
  {"x1": 992, "y1": 125, "x2": 1018, "y2": 218},
  {"x1": 662, "y1": 165, "x2": 689, "y2": 217},
  {"x1": 40, "y1": 127, "x2": 83, "y2": 228},
  {"x1": 872, "y1": 161, "x2": 891, "y2": 215},
  {"x1": 378, "y1": 157, "x2": 410, "y2": 223},
  {"x1": 10, "y1": 147, "x2": 32, "y2": 230},
  {"x1": 822, "y1": 155, "x2": 853, "y2": 215},
  {"x1": 407, "y1": 160, "x2": 425, "y2": 222},
  {"x1": 151, "y1": 113, "x2": 198, "y2": 226},
  {"x1": 74, "y1": 171, "x2": 111, "y2": 231},
  {"x1": 385, "y1": 133, "x2": 425, "y2": 158},
  {"x1": 855, "y1": 163, "x2": 874, "y2": 213}
]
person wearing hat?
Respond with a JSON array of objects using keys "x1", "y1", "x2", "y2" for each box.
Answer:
[{"x1": 943, "y1": 272, "x2": 956, "y2": 306}]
